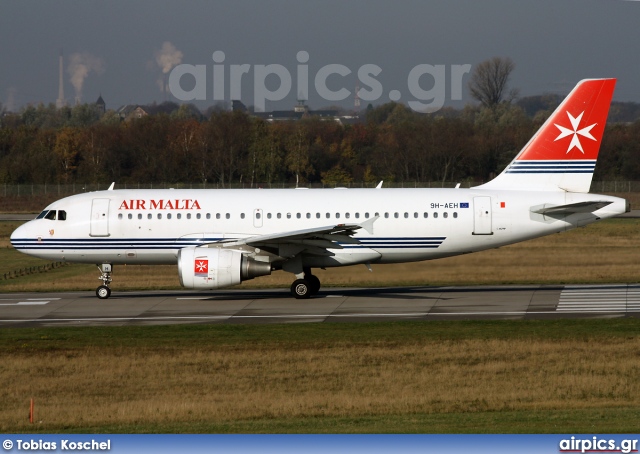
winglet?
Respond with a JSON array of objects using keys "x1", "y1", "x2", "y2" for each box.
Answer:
[
  {"x1": 376, "y1": 181, "x2": 383, "y2": 189},
  {"x1": 359, "y1": 215, "x2": 379, "y2": 235},
  {"x1": 107, "y1": 182, "x2": 115, "y2": 191}
]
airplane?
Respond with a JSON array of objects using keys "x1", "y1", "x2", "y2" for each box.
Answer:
[{"x1": 10, "y1": 78, "x2": 629, "y2": 300}]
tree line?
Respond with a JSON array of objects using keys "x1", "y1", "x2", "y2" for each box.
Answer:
[{"x1": 1, "y1": 98, "x2": 640, "y2": 187}]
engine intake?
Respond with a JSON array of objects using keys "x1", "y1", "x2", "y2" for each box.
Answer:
[{"x1": 178, "y1": 247, "x2": 271, "y2": 290}]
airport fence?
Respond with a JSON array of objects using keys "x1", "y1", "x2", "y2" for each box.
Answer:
[
  {"x1": 1, "y1": 261, "x2": 72, "y2": 281},
  {"x1": 2, "y1": 181, "x2": 640, "y2": 197}
]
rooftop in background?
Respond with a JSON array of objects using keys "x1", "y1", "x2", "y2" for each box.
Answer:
[{"x1": 237, "y1": 99, "x2": 362, "y2": 124}]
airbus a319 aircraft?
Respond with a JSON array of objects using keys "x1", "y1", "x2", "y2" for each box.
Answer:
[{"x1": 10, "y1": 78, "x2": 629, "y2": 299}]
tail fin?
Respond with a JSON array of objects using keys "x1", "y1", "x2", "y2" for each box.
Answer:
[{"x1": 478, "y1": 78, "x2": 616, "y2": 192}]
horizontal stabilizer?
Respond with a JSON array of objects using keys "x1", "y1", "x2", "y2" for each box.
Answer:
[{"x1": 531, "y1": 201, "x2": 612, "y2": 216}]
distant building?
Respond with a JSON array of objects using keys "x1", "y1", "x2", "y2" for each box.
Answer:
[
  {"x1": 117, "y1": 105, "x2": 149, "y2": 121},
  {"x1": 232, "y1": 100, "x2": 247, "y2": 112},
  {"x1": 252, "y1": 99, "x2": 355, "y2": 123},
  {"x1": 95, "y1": 95, "x2": 106, "y2": 115}
]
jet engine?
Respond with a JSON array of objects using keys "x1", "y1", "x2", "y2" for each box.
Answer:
[{"x1": 178, "y1": 247, "x2": 272, "y2": 290}]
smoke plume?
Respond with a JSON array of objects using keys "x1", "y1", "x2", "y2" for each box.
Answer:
[
  {"x1": 67, "y1": 52, "x2": 105, "y2": 103},
  {"x1": 155, "y1": 41, "x2": 183, "y2": 74},
  {"x1": 155, "y1": 41, "x2": 183, "y2": 96}
]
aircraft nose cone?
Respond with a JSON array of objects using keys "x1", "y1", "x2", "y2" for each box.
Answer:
[{"x1": 10, "y1": 223, "x2": 28, "y2": 247}]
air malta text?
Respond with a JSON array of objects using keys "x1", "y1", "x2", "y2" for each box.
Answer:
[{"x1": 118, "y1": 199, "x2": 202, "y2": 210}]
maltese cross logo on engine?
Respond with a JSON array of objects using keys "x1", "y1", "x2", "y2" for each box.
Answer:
[{"x1": 554, "y1": 111, "x2": 597, "y2": 154}]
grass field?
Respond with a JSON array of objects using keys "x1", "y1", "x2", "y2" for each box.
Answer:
[
  {"x1": 1, "y1": 320, "x2": 640, "y2": 433},
  {"x1": 1, "y1": 217, "x2": 639, "y2": 434}
]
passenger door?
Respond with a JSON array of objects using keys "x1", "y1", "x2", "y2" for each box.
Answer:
[{"x1": 90, "y1": 198, "x2": 110, "y2": 237}]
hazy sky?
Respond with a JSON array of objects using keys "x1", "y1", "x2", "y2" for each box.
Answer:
[{"x1": 1, "y1": 0, "x2": 639, "y2": 112}]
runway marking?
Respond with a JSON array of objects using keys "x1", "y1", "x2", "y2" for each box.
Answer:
[
  {"x1": 0, "y1": 298, "x2": 58, "y2": 306},
  {"x1": 0, "y1": 309, "x2": 629, "y2": 324},
  {"x1": 558, "y1": 286, "x2": 640, "y2": 312}
]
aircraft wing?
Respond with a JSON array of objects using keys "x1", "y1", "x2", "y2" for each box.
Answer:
[
  {"x1": 212, "y1": 217, "x2": 378, "y2": 257},
  {"x1": 531, "y1": 201, "x2": 612, "y2": 216}
]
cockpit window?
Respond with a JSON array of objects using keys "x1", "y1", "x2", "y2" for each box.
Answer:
[{"x1": 38, "y1": 210, "x2": 66, "y2": 221}]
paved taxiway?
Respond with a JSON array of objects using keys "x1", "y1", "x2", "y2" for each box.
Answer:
[{"x1": 1, "y1": 284, "x2": 639, "y2": 327}]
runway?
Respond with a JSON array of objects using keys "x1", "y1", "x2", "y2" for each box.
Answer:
[{"x1": 1, "y1": 284, "x2": 639, "y2": 328}]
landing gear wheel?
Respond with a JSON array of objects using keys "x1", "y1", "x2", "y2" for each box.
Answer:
[
  {"x1": 307, "y1": 275, "x2": 321, "y2": 295},
  {"x1": 291, "y1": 279, "x2": 312, "y2": 299},
  {"x1": 96, "y1": 285, "x2": 111, "y2": 299},
  {"x1": 96, "y1": 264, "x2": 113, "y2": 300}
]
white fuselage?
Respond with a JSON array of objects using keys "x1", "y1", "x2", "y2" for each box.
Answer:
[{"x1": 10, "y1": 187, "x2": 627, "y2": 269}]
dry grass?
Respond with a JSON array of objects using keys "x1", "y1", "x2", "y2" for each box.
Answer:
[{"x1": 1, "y1": 334, "x2": 639, "y2": 432}]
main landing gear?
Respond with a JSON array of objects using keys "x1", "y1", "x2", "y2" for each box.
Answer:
[
  {"x1": 290, "y1": 269, "x2": 321, "y2": 299},
  {"x1": 96, "y1": 263, "x2": 112, "y2": 299}
]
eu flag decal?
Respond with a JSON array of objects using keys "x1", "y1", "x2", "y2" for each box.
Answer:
[{"x1": 460, "y1": 202, "x2": 470, "y2": 208}]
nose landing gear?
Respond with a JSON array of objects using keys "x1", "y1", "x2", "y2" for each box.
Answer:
[{"x1": 96, "y1": 264, "x2": 112, "y2": 299}]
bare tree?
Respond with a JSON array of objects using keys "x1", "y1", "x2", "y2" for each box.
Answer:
[{"x1": 469, "y1": 57, "x2": 518, "y2": 108}]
